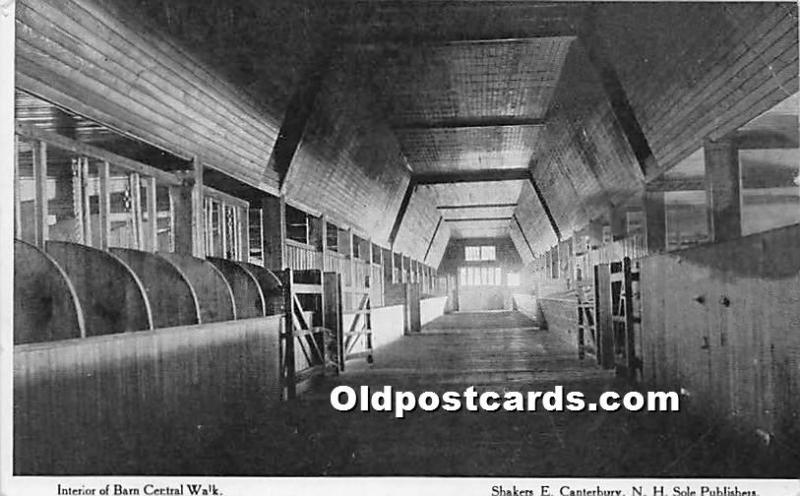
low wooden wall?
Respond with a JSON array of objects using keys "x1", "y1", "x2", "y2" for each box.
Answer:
[
  {"x1": 14, "y1": 240, "x2": 85, "y2": 344},
  {"x1": 420, "y1": 296, "x2": 447, "y2": 327},
  {"x1": 538, "y1": 291, "x2": 579, "y2": 350},
  {"x1": 511, "y1": 293, "x2": 540, "y2": 323},
  {"x1": 371, "y1": 304, "x2": 406, "y2": 350},
  {"x1": 641, "y1": 223, "x2": 800, "y2": 442},
  {"x1": 14, "y1": 316, "x2": 282, "y2": 475}
]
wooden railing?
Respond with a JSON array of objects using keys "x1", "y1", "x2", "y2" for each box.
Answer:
[{"x1": 286, "y1": 239, "x2": 322, "y2": 271}]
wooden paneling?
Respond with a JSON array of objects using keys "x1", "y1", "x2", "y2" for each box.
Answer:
[
  {"x1": 158, "y1": 252, "x2": 235, "y2": 323},
  {"x1": 234, "y1": 261, "x2": 284, "y2": 316},
  {"x1": 207, "y1": 257, "x2": 265, "y2": 319},
  {"x1": 283, "y1": 52, "x2": 411, "y2": 245},
  {"x1": 285, "y1": 240, "x2": 323, "y2": 271},
  {"x1": 13, "y1": 315, "x2": 282, "y2": 474},
  {"x1": 393, "y1": 187, "x2": 442, "y2": 261},
  {"x1": 16, "y1": 0, "x2": 282, "y2": 190},
  {"x1": 46, "y1": 240, "x2": 152, "y2": 336},
  {"x1": 110, "y1": 247, "x2": 200, "y2": 328},
  {"x1": 641, "y1": 223, "x2": 800, "y2": 439},
  {"x1": 14, "y1": 239, "x2": 85, "y2": 344},
  {"x1": 596, "y1": 3, "x2": 799, "y2": 178}
]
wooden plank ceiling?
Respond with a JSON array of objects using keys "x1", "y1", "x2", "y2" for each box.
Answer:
[{"x1": 355, "y1": 34, "x2": 574, "y2": 239}]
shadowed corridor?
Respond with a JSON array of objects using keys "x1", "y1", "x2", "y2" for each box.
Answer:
[{"x1": 189, "y1": 311, "x2": 797, "y2": 477}]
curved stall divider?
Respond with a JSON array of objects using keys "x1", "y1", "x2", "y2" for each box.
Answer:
[
  {"x1": 14, "y1": 239, "x2": 86, "y2": 344},
  {"x1": 158, "y1": 252, "x2": 236, "y2": 323},
  {"x1": 207, "y1": 257, "x2": 265, "y2": 319},
  {"x1": 45, "y1": 241, "x2": 153, "y2": 336},
  {"x1": 110, "y1": 248, "x2": 201, "y2": 328},
  {"x1": 234, "y1": 262, "x2": 284, "y2": 316}
]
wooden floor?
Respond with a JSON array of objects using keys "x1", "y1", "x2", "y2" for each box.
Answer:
[{"x1": 191, "y1": 311, "x2": 799, "y2": 477}]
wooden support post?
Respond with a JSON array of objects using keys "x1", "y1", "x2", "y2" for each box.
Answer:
[
  {"x1": 282, "y1": 268, "x2": 296, "y2": 400},
  {"x1": 146, "y1": 176, "x2": 158, "y2": 252},
  {"x1": 323, "y1": 272, "x2": 344, "y2": 372},
  {"x1": 261, "y1": 194, "x2": 287, "y2": 270},
  {"x1": 99, "y1": 161, "x2": 110, "y2": 250},
  {"x1": 320, "y1": 215, "x2": 328, "y2": 271},
  {"x1": 348, "y1": 228, "x2": 356, "y2": 306},
  {"x1": 240, "y1": 205, "x2": 250, "y2": 262},
  {"x1": 130, "y1": 172, "x2": 143, "y2": 250},
  {"x1": 644, "y1": 190, "x2": 666, "y2": 254},
  {"x1": 13, "y1": 135, "x2": 21, "y2": 239},
  {"x1": 32, "y1": 140, "x2": 48, "y2": 247},
  {"x1": 704, "y1": 138, "x2": 742, "y2": 242},
  {"x1": 609, "y1": 204, "x2": 627, "y2": 241},
  {"x1": 171, "y1": 160, "x2": 203, "y2": 257},
  {"x1": 390, "y1": 248, "x2": 396, "y2": 284},
  {"x1": 81, "y1": 158, "x2": 92, "y2": 246}
]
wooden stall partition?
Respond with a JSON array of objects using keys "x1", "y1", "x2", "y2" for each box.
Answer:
[
  {"x1": 46, "y1": 241, "x2": 152, "y2": 336},
  {"x1": 285, "y1": 239, "x2": 322, "y2": 271},
  {"x1": 14, "y1": 239, "x2": 85, "y2": 344},
  {"x1": 404, "y1": 283, "x2": 421, "y2": 334},
  {"x1": 110, "y1": 247, "x2": 200, "y2": 328},
  {"x1": 208, "y1": 257, "x2": 265, "y2": 319},
  {"x1": 13, "y1": 315, "x2": 282, "y2": 474},
  {"x1": 235, "y1": 261, "x2": 284, "y2": 316},
  {"x1": 158, "y1": 252, "x2": 235, "y2": 323},
  {"x1": 594, "y1": 263, "x2": 615, "y2": 369},
  {"x1": 641, "y1": 223, "x2": 800, "y2": 441}
]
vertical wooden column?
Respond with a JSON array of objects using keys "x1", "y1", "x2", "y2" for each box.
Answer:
[
  {"x1": 347, "y1": 229, "x2": 356, "y2": 306},
  {"x1": 99, "y1": 161, "x2": 111, "y2": 250},
  {"x1": 261, "y1": 194, "x2": 287, "y2": 270},
  {"x1": 81, "y1": 158, "x2": 92, "y2": 246},
  {"x1": 145, "y1": 176, "x2": 158, "y2": 252},
  {"x1": 239, "y1": 205, "x2": 250, "y2": 262},
  {"x1": 609, "y1": 203, "x2": 627, "y2": 241},
  {"x1": 171, "y1": 158, "x2": 204, "y2": 257},
  {"x1": 320, "y1": 215, "x2": 328, "y2": 271},
  {"x1": 704, "y1": 138, "x2": 742, "y2": 242},
  {"x1": 32, "y1": 140, "x2": 48, "y2": 248},
  {"x1": 13, "y1": 135, "x2": 21, "y2": 238},
  {"x1": 390, "y1": 248, "x2": 396, "y2": 284},
  {"x1": 644, "y1": 190, "x2": 666, "y2": 254}
]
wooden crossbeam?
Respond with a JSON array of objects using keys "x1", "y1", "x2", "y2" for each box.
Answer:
[
  {"x1": 413, "y1": 168, "x2": 532, "y2": 184},
  {"x1": 393, "y1": 117, "x2": 545, "y2": 130}
]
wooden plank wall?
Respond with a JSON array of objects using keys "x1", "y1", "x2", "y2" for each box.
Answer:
[
  {"x1": 14, "y1": 239, "x2": 85, "y2": 344},
  {"x1": 16, "y1": 0, "x2": 282, "y2": 190},
  {"x1": 641, "y1": 223, "x2": 800, "y2": 440},
  {"x1": 208, "y1": 257, "x2": 265, "y2": 319},
  {"x1": 110, "y1": 247, "x2": 200, "y2": 328},
  {"x1": 46, "y1": 241, "x2": 152, "y2": 336},
  {"x1": 158, "y1": 252, "x2": 236, "y2": 323},
  {"x1": 13, "y1": 316, "x2": 282, "y2": 474},
  {"x1": 597, "y1": 2, "x2": 799, "y2": 178}
]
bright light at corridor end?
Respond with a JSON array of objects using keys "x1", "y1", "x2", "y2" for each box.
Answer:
[{"x1": 330, "y1": 385, "x2": 680, "y2": 418}]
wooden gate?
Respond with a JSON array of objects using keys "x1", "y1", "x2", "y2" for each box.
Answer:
[
  {"x1": 343, "y1": 272, "x2": 374, "y2": 368},
  {"x1": 609, "y1": 257, "x2": 642, "y2": 381},
  {"x1": 280, "y1": 268, "x2": 339, "y2": 400},
  {"x1": 576, "y1": 282, "x2": 597, "y2": 361}
]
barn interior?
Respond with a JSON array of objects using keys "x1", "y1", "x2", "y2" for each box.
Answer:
[{"x1": 9, "y1": 0, "x2": 800, "y2": 476}]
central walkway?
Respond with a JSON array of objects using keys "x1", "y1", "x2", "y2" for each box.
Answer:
[{"x1": 204, "y1": 311, "x2": 792, "y2": 477}]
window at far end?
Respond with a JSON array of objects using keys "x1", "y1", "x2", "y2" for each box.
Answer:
[{"x1": 465, "y1": 245, "x2": 496, "y2": 261}]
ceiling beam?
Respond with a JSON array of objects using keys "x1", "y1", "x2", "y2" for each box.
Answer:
[
  {"x1": 337, "y1": 30, "x2": 578, "y2": 48},
  {"x1": 270, "y1": 49, "x2": 332, "y2": 189},
  {"x1": 393, "y1": 117, "x2": 546, "y2": 130},
  {"x1": 445, "y1": 217, "x2": 512, "y2": 222},
  {"x1": 389, "y1": 181, "x2": 416, "y2": 246},
  {"x1": 528, "y1": 176, "x2": 562, "y2": 242},
  {"x1": 512, "y1": 214, "x2": 536, "y2": 259},
  {"x1": 437, "y1": 203, "x2": 518, "y2": 209},
  {"x1": 413, "y1": 168, "x2": 532, "y2": 184},
  {"x1": 423, "y1": 216, "x2": 443, "y2": 262},
  {"x1": 579, "y1": 8, "x2": 657, "y2": 178}
]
